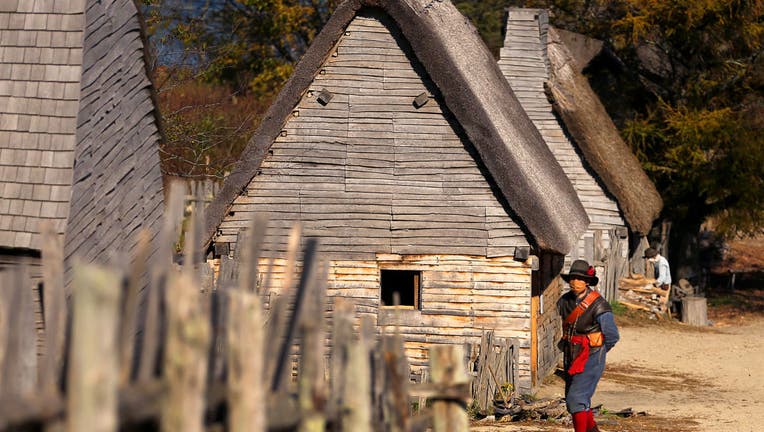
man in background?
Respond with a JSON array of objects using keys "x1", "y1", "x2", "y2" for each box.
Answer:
[{"x1": 644, "y1": 247, "x2": 671, "y2": 290}]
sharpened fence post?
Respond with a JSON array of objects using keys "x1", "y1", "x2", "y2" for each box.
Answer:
[
  {"x1": 341, "y1": 310, "x2": 372, "y2": 432},
  {"x1": 227, "y1": 289, "x2": 265, "y2": 432},
  {"x1": 430, "y1": 345, "x2": 469, "y2": 432},
  {"x1": 66, "y1": 264, "x2": 120, "y2": 432},
  {"x1": 161, "y1": 271, "x2": 210, "y2": 432}
]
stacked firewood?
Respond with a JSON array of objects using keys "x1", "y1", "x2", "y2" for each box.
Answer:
[{"x1": 618, "y1": 274, "x2": 671, "y2": 318}]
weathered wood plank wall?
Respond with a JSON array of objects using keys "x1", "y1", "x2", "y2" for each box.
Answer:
[
  {"x1": 217, "y1": 11, "x2": 529, "y2": 259},
  {"x1": 215, "y1": 10, "x2": 537, "y2": 392},
  {"x1": 64, "y1": 0, "x2": 164, "y2": 278},
  {"x1": 498, "y1": 9, "x2": 628, "y2": 298},
  {"x1": 0, "y1": 252, "x2": 45, "y2": 357},
  {"x1": 534, "y1": 253, "x2": 564, "y2": 384},
  {"x1": 238, "y1": 253, "x2": 536, "y2": 393}
]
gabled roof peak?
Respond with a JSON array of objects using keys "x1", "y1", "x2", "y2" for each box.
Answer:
[{"x1": 204, "y1": 0, "x2": 590, "y2": 254}]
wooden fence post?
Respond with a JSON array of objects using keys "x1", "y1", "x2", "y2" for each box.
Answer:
[
  {"x1": 66, "y1": 264, "x2": 121, "y2": 432},
  {"x1": 472, "y1": 331, "x2": 491, "y2": 413},
  {"x1": 160, "y1": 270, "x2": 210, "y2": 432},
  {"x1": 297, "y1": 259, "x2": 328, "y2": 432},
  {"x1": 265, "y1": 223, "x2": 302, "y2": 389},
  {"x1": 138, "y1": 181, "x2": 186, "y2": 382},
  {"x1": 227, "y1": 289, "x2": 265, "y2": 432},
  {"x1": 119, "y1": 229, "x2": 150, "y2": 385},
  {"x1": 430, "y1": 345, "x2": 469, "y2": 432},
  {"x1": 330, "y1": 298, "x2": 353, "y2": 413},
  {"x1": 381, "y1": 330, "x2": 410, "y2": 432},
  {"x1": 341, "y1": 312, "x2": 372, "y2": 432},
  {"x1": 40, "y1": 221, "x2": 67, "y2": 393}
]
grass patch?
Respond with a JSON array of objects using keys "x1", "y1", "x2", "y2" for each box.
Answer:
[{"x1": 610, "y1": 301, "x2": 628, "y2": 316}]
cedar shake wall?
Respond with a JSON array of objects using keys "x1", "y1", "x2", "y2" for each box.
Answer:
[
  {"x1": 498, "y1": 9, "x2": 627, "y2": 289},
  {"x1": 64, "y1": 0, "x2": 164, "y2": 270},
  {"x1": 0, "y1": 0, "x2": 84, "y2": 249}
]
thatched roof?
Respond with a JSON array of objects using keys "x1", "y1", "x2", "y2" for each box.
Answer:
[
  {"x1": 204, "y1": 0, "x2": 589, "y2": 255},
  {"x1": 545, "y1": 27, "x2": 662, "y2": 234}
]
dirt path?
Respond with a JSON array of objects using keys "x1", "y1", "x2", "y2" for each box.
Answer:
[
  {"x1": 590, "y1": 318, "x2": 764, "y2": 431},
  {"x1": 474, "y1": 316, "x2": 764, "y2": 432}
]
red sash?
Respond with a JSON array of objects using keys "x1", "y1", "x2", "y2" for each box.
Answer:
[
  {"x1": 567, "y1": 335, "x2": 590, "y2": 375},
  {"x1": 563, "y1": 290, "x2": 601, "y2": 375}
]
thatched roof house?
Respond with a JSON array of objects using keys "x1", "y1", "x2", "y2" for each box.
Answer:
[
  {"x1": 204, "y1": 0, "x2": 591, "y2": 392},
  {"x1": 498, "y1": 9, "x2": 662, "y2": 298}
]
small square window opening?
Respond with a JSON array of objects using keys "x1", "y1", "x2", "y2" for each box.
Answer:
[{"x1": 380, "y1": 269, "x2": 421, "y2": 309}]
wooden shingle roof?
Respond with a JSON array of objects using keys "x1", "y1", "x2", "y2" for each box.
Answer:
[
  {"x1": 0, "y1": 0, "x2": 165, "y2": 266},
  {"x1": 0, "y1": 0, "x2": 85, "y2": 250},
  {"x1": 204, "y1": 0, "x2": 590, "y2": 255}
]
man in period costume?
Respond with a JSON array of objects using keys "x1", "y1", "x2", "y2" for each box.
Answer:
[
  {"x1": 644, "y1": 247, "x2": 672, "y2": 290},
  {"x1": 558, "y1": 260, "x2": 620, "y2": 432}
]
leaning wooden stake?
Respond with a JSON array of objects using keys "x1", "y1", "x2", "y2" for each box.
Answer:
[
  {"x1": 66, "y1": 264, "x2": 121, "y2": 432},
  {"x1": 119, "y1": 229, "x2": 151, "y2": 384},
  {"x1": 341, "y1": 311, "x2": 372, "y2": 432},
  {"x1": 161, "y1": 269, "x2": 210, "y2": 432},
  {"x1": 382, "y1": 319, "x2": 410, "y2": 432},
  {"x1": 297, "y1": 259, "x2": 328, "y2": 432},
  {"x1": 331, "y1": 298, "x2": 354, "y2": 412},
  {"x1": 227, "y1": 289, "x2": 265, "y2": 432},
  {"x1": 430, "y1": 345, "x2": 469, "y2": 432},
  {"x1": 265, "y1": 223, "x2": 302, "y2": 388},
  {"x1": 40, "y1": 221, "x2": 67, "y2": 393},
  {"x1": 139, "y1": 181, "x2": 185, "y2": 381}
]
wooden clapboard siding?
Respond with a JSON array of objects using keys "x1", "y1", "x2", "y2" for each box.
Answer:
[
  {"x1": 499, "y1": 9, "x2": 627, "y2": 294},
  {"x1": 64, "y1": 0, "x2": 164, "y2": 274},
  {"x1": 218, "y1": 11, "x2": 529, "y2": 260},
  {"x1": 255, "y1": 254, "x2": 535, "y2": 393}
]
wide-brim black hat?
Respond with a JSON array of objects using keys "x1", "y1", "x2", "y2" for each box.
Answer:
[{"x1": 561, "y1": 259, "x2": 599, "y2": 286}]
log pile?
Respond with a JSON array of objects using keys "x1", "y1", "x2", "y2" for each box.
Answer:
[
  {"x1": 618, "y1": 274, "x2": 671, "y2": 319},
  {"x1": 493, "y1": 397, "x2": 568, "y2": 422}
]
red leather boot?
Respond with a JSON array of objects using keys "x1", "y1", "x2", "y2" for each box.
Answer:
[
  {"x1": 586, "y1": 409, "x2": 600, "y2": 432},
  {"x1": 572, "y1": 411, "x2": 589, "y2": 432}
]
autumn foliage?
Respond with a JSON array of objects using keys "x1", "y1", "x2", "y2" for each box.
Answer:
[{"x1": 142, "y1": 0, "x2": 763, "y2": 239}]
